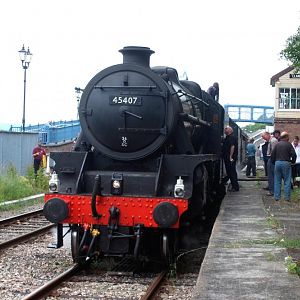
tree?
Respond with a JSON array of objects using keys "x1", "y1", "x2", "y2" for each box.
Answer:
[
  {"x1": 241, "y1": 123, "x2": 266, "y2": 134},
  {"x1": 280, "y1": 26, "x2": 300, "y2": 71}
]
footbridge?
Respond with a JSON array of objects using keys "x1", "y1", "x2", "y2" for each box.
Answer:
[{"x1": 224, "y1": 104, "x2": 274, "y2": 124}]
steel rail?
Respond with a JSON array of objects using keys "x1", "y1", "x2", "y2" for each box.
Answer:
[
  {"x1": 0, "y1": 223, "x2": 55, "y2": 251},
  {"x1": 238, "y1": 177, "x2": 268, "y2": 181},
  {"x1": 0, "y1": 209, "x2": 43, "y2": 225},
  {"x1": 140, "y1": 270, "x2": 167, "y2": 300},
  {"x1": 0, "y1": 193, "x2": 44, "y2": 207},
  {"x1": 23, "y1": 264, "x2": 82, "y2": 300}
]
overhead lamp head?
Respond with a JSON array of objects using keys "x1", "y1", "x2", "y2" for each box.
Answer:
[
  {"x1": 18, "y1": 44, "x2": 33, "y2": 65},
  {"x1": 18, "y1": 44, "x2": 26, "y2": 62},
  {"x1": 25, "y1": 47, "x2": 32, "y2": 63}
]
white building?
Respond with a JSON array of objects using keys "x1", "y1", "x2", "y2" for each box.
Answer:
[{"x1": 270, "y1": 66, "x2": 300, "y2": 138}]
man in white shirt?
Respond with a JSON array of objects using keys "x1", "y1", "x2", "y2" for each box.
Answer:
[{"x1": 291, "y1": 136, "x2": 300, "y2": 187}]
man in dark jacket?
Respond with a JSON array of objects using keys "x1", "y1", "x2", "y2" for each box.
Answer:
[
  {"x1": 207, "y1": 82, "x2": 219, "y2": 102},
  {"x1": 222, "y1": 126, "x2": 239, "y2": 191},
  {"x1": 32, "y1": 143, "x2": 46, "y2": 176},
  {"x1": 271, "y1": 132, "x2": 296, "y2": 201}
]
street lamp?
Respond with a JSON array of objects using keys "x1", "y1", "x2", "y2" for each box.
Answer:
[
  {"x1": 18, "y1": 44, "x2": 33, "y2": 132},
  {"x1": 75, "y1": 87, "x2": 83, "y2": 119}
]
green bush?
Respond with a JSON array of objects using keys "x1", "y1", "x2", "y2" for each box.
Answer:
[
  {"x1": 26, "y1": 166, "x2": 49, "y2": 192},
  {"x1": 285, "y1": 256, "x2": 300, "y2": 275},
  {"x1": 0, "y1": 164, "x2": 32, "y2": 201},
  {"x1": 0, "y1": 164, "x2": 48, "y2": 202}
]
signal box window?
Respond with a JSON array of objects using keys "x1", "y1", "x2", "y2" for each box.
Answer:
[{"x1": 279, "y1": 88, "x2": 300, "y2": 109}]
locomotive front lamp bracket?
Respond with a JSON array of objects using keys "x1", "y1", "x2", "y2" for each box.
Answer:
[
  {"x1": 111, "y1": 173, "x2": 123, "y2": 195},
  {"x1": 49, "y1": 172, "x2": 60, "y2": 193},
  {"x1": 112, "y1": 180, "x2": 121, "y2": 189},
  {"x1": 174, "y1": 176, "x2": 185, "y2": 198}
]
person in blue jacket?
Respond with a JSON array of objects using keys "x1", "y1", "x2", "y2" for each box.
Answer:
[{"x1": 246, "y1": 138, "x2": 256, "y2": 177}]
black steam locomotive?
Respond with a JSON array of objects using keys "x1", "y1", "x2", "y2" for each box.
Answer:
[{"x1": 44, "y1": 46, "x2": 225, "y2": 265}]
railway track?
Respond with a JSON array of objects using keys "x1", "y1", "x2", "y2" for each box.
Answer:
[
  {"x1": 140, "y1": 270, "x2": 167, "y2": 300},
  {"x1": 0, "y1": 209, "x2": 54, "y2": 250},
  {"x1": 238, "y1": 176, "x2": 268, "y2": 181},
  {"x1": 23, "y1": 264, "x2": 82, "y2": 300},
  {"x1": 23, "y1": 261, "x2": 168, "y2": 300}
]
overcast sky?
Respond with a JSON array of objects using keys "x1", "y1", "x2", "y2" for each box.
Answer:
[{"x1": 1, "y1": 0, "x2": 299, "y2": 127}]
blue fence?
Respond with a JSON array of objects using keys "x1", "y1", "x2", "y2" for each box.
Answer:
[{"x1": 10, "y1": 120, "x2": 81, "y2": 144}]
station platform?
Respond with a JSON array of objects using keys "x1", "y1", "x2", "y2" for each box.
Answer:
[{"x1": 192, "y1": 180, "x2": 300, "y2": 299}]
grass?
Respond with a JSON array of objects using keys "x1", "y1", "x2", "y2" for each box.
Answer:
[
  {"x1": 254, "y1": 169, "x2": 265, "y2": 186},
  {"x1": 264, "y1": 251, "x2": 276, "y2": 261},
  {"x1": 255, "y1": 169, "x2": 266, "y2": 179},
  {"x1": 291, "y1": 186, "x2": 300, "y2": 203},
  {"x1": 224, "y1": 238, "x2": 300, "y2": 249},
  {"x1": 0, "y1": 164, "x2": 48, "y2": 203},
  {"x1": 266, "y1": 214, "x2": 283, "y2": 230},
  {"x1": 285, "y1": 256, "x2": 300, "y2": 275},
  {"x1": 250, "y1": 238, "x2": 300, "y2": 248}
]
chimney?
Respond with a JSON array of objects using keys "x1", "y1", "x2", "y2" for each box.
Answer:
[{"x1": 119, "y1": 46, "x2": 154, "y2": 68}]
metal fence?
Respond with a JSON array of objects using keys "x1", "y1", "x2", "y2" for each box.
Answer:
[
  {"x1": 9, "y1": 120, "x2": 81, "y2": 144},
  {"x1": 0, "y1": 131, "x2": 39, "y2": 175}
]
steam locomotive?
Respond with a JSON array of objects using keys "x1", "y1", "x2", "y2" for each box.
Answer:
[{"x1": 43, "y1": 46, "x2": 226, "y2": 265}]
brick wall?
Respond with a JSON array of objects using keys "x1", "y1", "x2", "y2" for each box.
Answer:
[{"x1": 274, "y1": 118, "x2": 300, "y2": 140}]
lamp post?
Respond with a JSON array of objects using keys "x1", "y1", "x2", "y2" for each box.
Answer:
[
  {"x1": 75, "y1": 87, "x2": 84, "y2": 119},
  {"x1": 18, "y1": 44, "x2": 32, "y2": 132}
]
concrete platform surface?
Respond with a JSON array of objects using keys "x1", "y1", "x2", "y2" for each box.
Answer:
[{"x1": 192, "y1": 181, "x2": 300, "y2": 300}]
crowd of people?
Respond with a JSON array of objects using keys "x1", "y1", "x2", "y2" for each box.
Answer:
[
  {"x1": 221, "y1": 126, "x2": 300, "y2": 202},
  {"x1": 262, "y1": 130, "x2": 300, "y2": 201},
  {"x1": 248, "y1": 130, "x2": 299, "y2": 201}
]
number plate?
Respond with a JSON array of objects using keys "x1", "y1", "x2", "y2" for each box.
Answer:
[{"x1": 109, "y1": 96, "x2": 142, "y2": 106}]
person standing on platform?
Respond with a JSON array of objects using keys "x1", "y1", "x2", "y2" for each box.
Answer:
[
  {"x1": 261, "y1": 140, "x2": 269, "y2": 176},
  {"x1": 261, "y1": 132, "x2": 271, "y2": 189},
  {"x1": 222, "y1": 126, "x2": 239, "y2": 192},
  {"x1": 291, "y1": 136, "x2": 300, "y2": 187},
  {"x1": 271, "y1": 132, "x2": 296, "y2": 201},
  {"x1": 32, "y1": 143, "x2": 46, "y2": 176},
  {"x1": 263, "y1": 130, "x2": 280, "y2": 196},
  {"x1": 246, "y1": 138, "x2": 256, "y2": 177},
  {"x1": 273, "y1": 130, "x2": 281, "y2": 141}
]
